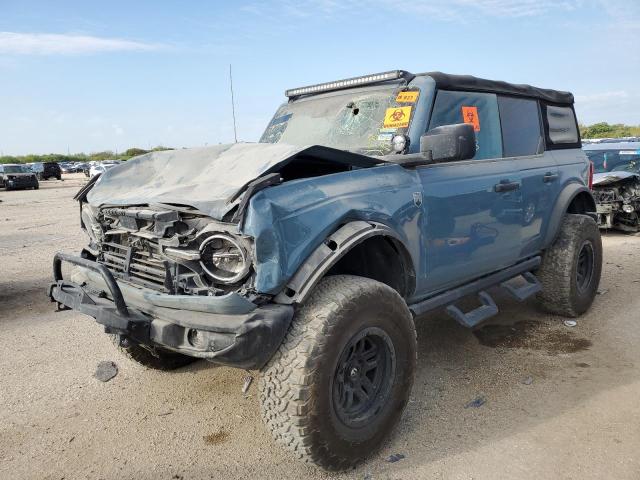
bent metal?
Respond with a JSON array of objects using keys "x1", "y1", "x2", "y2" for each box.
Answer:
[{"x1": 50, "y1": 69, "x2": 602, "y2": 470}]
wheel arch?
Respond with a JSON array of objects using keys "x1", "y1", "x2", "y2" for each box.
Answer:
[
  {"x1": 273, "y1": 221, "x2": 416, "y2": 305},
  {"x1": 543, "y1": 183, "x2": 597, "y2": 247}
]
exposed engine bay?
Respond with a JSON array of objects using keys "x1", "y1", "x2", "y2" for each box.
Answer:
[
  {"x1": 80, "y1": 203, "x2": 260, "y2": 298},
  {"x1": 592, "y1": 172, "x2": 640, "y2": 232}
]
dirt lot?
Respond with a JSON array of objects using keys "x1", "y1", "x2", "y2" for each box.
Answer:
[{"x1": 1, "y1": 173, "x2": 639, "y2": 480}]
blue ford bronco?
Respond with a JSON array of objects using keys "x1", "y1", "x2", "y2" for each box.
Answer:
[{"x1": 50, "y1": 70, "x2": 602, "y2": 469}]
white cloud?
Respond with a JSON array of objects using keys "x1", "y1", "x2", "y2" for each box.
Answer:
[
  {"x1": 574, "y1": 90, "x2": 639, "y2": 125},
  {"x1": 0, "y1": 32, "x2": 162, "y2": 55},
  {"x1": 575, "y1": 91, "x2": 629, "y2": 104},
  {"x1": 243, "y1": 0, "x2": 583, "y2": 20}
]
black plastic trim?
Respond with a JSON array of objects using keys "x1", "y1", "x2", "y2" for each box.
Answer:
[
  {"x1": 409, "y1": 256, "x2": 541, "y2": 317},
  {"x1": 543, "y1": 184, "x2": 596, "y2": 246},
  {"x1": 423, "y1": 72, "x2": 574, "y2": 105},
  {"x1": 53, "y1": 252, "x2": 129, "y2": 317},
  {"x1": 49, "y1": 253, "x2": 294, "y2": 369}
]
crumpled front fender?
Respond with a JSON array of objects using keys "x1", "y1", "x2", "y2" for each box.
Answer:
[{"x1": 242, "y1": 164, "x2": 424, "y2": 296}]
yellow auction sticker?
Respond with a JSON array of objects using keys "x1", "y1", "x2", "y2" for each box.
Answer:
[
  {"x1": 383, "y1": 106, "x2": 412, "y2": 128},
  {"x1": 396, "y1": 91, "x2": 419, "y2": 103}
]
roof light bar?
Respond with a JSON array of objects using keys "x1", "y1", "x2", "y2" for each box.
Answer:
[{"x1": 285, "y1": 70, "x2": 413, "y2": 98}]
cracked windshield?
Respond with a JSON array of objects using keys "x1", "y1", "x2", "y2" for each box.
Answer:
[{"x1": 260, "y1": 86, "x2": 419, "y2": 156}]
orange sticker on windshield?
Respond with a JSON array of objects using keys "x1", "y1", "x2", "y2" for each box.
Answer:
[
  {"x1": 383, "y1": 106, "x2": 412, "y2": 128},
  {"x1": 461, "y1": 106, "x2": 480, "y2": 132},
  {"x1": 396, "y1": 91, "x2": 419, "y2": 103}
]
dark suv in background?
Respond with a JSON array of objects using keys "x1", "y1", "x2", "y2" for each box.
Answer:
[
  {"x1": 0, "y1": 164, "x2": 39, "y2": 190},
  {"x1": 31, "y1": 162, "x2": 62, "y2": 180}
]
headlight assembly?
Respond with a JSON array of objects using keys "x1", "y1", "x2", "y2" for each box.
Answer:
[{"x1": 199, "y1": 234, "x2": 250, "y2": 284}]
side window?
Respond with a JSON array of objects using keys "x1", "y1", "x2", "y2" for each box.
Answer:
[
  {"x1": 545, "y1": 105, "x2": 579, "y2": 145},
  {"x1": 498, "y1": 96, "x2": 542, "y2": 157},
  {"x1": 429, "y1": 90, "x2": 502, "y2": 160}
]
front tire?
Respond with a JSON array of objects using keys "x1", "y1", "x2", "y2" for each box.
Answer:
[
  {"x1": 259, "y1": 275, "x2": 416, "y2": 470},
  {"x1": 537, "y1": 214, "x2": 602, "y2": 317}
]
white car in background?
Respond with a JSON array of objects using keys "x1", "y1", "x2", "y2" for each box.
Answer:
[{"x1": 89, "y1": 160, "x2": 121, "y2": 178}]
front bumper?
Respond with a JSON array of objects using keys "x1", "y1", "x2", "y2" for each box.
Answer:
[
  {"x1": 49, "y1": 253, "x2": 294, "y2": 370},
  {"x1": 6, "y1": 177, "x2": 38, "y2": 189}
]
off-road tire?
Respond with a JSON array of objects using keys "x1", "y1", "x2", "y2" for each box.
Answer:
[
  {"x1": 259, "y1": 275, "x2": 417, "y2": 470},
  {"x1": 537, "y1": 214, "x2": 602, "y2": 317},
  {"x1": 111, "y1": 335, "x2": 196, "y2": 370}
]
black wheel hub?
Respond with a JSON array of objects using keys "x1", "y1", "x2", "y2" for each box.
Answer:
[
  {"x1": 576, "y1": 240, "x2": 595, "y2": 293},
  {"x1": 332, "y1": 327, "x2": 395, "y2": 428}
]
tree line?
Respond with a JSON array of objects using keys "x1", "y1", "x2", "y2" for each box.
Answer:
[
  {"x1": 0, "y1": 146, "x2": 173, "y2": 165},
  {"x1": 579, "y1": 123, "x2": 640, "y2": 139}
]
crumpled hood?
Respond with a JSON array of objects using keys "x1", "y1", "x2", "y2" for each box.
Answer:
[
  {"x1": 86, "y1": 142, "x2": 382, "y2": 220},
  {"x1": 593, "y1": 171, "x2": 640, "y2": 186},
  {"x1": 86, "y1": 143, "x2": 310, "y2": 219}
]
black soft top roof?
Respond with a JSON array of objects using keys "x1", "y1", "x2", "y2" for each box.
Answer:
[{"x1": 422, "y1": 71, "x2": 574, "y2": 105}]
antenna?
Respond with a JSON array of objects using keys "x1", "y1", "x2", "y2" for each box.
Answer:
[{"x1": 229, "y1": 64, "x2": 238, "y2": 143}]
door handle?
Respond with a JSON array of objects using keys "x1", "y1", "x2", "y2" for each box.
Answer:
[
  {"x1": 543, "y1": 172, "x2": 559, "y2": 183},
  {"x1": 494, "y1": 180, "x2": 520, "y2": 192}
]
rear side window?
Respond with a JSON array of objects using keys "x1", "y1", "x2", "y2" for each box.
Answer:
[
  {"x1": 545, "y1": 105, "x2": 579, "y2": 145},
  {"x1": 429, "y1": 90, "x2": 502, "y2": 160},
  {"x1": 498, "y1": 96, "x2": 542, "y2": 157}
]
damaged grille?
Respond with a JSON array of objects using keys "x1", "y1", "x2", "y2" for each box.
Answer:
[
  {"x1": 592, "y1": 189, "x2": 617, "y2": 204},
  {"x1": 100, "y1": 240, "x2": 170, "y2": 292}
]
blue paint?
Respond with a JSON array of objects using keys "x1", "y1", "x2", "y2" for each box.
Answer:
[
  {"x1": 243, "y1": 163, "x2": 425, "y2": 298},
  {"x1": 240, "y1": 73, "x2": 589, "y2": 303}
]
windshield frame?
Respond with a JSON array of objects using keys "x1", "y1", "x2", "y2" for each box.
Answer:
[
  {"x1": 260, "y1": 80, "x2": 430, "y2": 156},
  {"x1": 585, "y1": 147, "x2": 640, "y2": 174},
  {"x1": 2, "y1": 165, "x2": 29, "y2": 174}
]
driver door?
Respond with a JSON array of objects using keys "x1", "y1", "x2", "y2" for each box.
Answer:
[{"x1": 417, "y1": 90, "x2": 523, "y2": 293}]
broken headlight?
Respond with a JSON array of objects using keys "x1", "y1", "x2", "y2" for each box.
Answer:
[{"x1": 199, "y1": 234, "x2": 250, "y2": 284}]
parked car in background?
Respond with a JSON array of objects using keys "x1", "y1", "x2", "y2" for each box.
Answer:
[
  {"x1": 89, "y1": 160, "x2": 121, "y2": 178},
  {"x1": 584, "y1": 140, "x2": 640, "y2": 231},
  {"x1": 84, "y1": 161, "x2": 98, "y2": 177},
  {"x1": 74, "y1": 162, "x2": 88, "y2": 173},
  {"x1": 0, "y1": 164, "x2": 39, "y2": 190},
  {"x1": 30, "y1": 161, "x2": 62, "y2": 180}
]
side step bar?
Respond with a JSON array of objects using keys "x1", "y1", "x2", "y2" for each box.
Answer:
[
  {"x1": 409, "y1": 256, "x2": 541, "y2": 327},
  {"x1": 501, "y1": 271, "x2": 541, "y2": 301},
  {"x1": 446, "y1": 291, "x2": 498, "y2": 328}
]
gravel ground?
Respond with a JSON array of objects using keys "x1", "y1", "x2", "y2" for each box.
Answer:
[{"x1": 1, "y1": 174, "x2": 639, "y2": 480}]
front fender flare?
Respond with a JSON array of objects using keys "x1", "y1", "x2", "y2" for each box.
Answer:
[{"x1": 273, "y1": 221, "x2": 413, "y2": 305}]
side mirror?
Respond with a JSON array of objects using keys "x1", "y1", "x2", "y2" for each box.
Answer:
[{"x1": 420, "y1": 123, "x2": 476, "y2": 162}]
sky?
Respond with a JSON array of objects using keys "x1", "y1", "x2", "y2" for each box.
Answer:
[{"x1": 0, "y1": 0, "x2": 638, "y2": 155}]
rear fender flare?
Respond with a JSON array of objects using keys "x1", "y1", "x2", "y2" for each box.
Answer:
[{"x1": 543, "y1": 183, "x2": 596, "y2": 247}]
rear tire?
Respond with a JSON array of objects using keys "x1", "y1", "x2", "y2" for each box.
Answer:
[
  {"x1": 111, "y1": 335, "x2": 196, "y2": 370},
  {"x1": 259, "y1": 275, "x2": 416, "y2": 470},
  {"x1": 537, "y1": 214, "x2": 602, "y2": 317}
]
